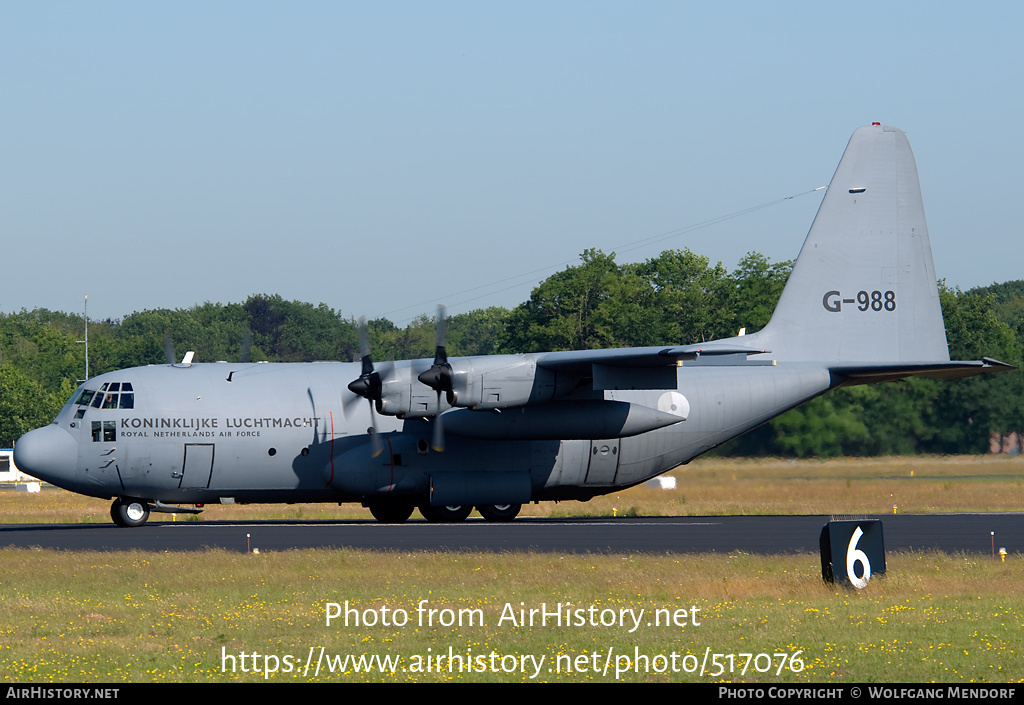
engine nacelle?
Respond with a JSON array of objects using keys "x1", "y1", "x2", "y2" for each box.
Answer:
[
  {"x1": 376, "y1": 362, "x2": 448, "y2": 418},
  {"x1": 448, "y1": 355, "x2": 558, "y2": 410},
  {"x1": 374, "y1": 354, "x2": 572, "y2": 418}
]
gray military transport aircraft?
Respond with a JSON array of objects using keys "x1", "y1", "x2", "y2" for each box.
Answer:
[{"x1": 13, "y1": 124, "x2": 1012, "y2": 527}]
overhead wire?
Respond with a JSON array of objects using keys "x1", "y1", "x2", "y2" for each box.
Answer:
[{"x1": 387, "y1": 185, "x2": 827, "y2": 326}]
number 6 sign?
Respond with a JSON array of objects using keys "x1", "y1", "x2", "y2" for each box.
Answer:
[{"x1": 820, "y1": 520, "x2": 886, "y2": 588}]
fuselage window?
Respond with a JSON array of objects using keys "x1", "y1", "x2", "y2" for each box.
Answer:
[{"x1": 91, "y1": 421, "x2": 117, "y2": 443}]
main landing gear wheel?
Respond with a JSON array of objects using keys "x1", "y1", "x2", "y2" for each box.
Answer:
[
  {"x1": 367, "y1": 502, "x2": 415, "y2": 523},
  {"x1": 418, "y1": 504, "x2": 473, "y2": 523},
  {"x1": 476, "y1": 503, "x2": 521, "y2": 522},
  {"x1": 111, "y1": 498, "x2": 151, "y2": 528}
]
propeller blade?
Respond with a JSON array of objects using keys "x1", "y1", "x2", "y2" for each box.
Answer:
[
  {"x1": 434, "y1": 304, "x2": 447, "y2": 364},
  {"x1": 163, "y1": 333, "x2": 175, "y2": 365},
  {"x1": 417, "y1": 305, "x2": 454, "y2": 400},
  {"x1": 431, "y1": 392, "x2": 445, "y2": 452},
  {"x1": 240, "y1": 328, "x2": 252, "y2": 363},
  {"x1": 358, "y1": 316, "x2": 375, "y2": 374},
  {"x1": 368, "y1": 401, "x2": 384, "y2": 458},
  {"x1": 341, "y1": 388, "x2": 361, "y2": 419},
  {"x1": 348, "y1": 317, "x2": 381, "y2": 399},
  {"x1": 347, "y1": 316, "x2": 388, "y2": 457}
]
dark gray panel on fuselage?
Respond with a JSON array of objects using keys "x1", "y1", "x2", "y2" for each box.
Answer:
[{"x1": 180, "y1": 443, "x2": 214, "y2": 489}]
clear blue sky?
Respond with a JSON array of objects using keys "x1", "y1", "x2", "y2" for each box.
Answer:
[{"x1": 4, "y1": 2, "x2": 1021, "y2": 324}]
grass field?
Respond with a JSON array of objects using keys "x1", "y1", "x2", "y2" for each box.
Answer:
[
  {"x1": 0, "y1": 549, "x2": 1020, "y2": 683},
  {"x1": 1, "y1": 455, "x2": 1022, "y2": 684}
]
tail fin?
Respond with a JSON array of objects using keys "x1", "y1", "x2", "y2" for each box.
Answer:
[{"x1": 748, "y1": 124, "x2": 949, "y2": 363}]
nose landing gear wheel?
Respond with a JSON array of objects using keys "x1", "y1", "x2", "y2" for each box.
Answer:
[
  {"x1": 476, "y1": 503, "x2": 521, "y2": 522},
  {"x1": 418, "y1": 504, "x2": 473, "y2": 522},
  {"x1": 111, "y1": 498, "x2": 151, "y2": 528}
]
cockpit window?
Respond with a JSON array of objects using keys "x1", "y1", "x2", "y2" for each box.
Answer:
[
  {"x1": 76, "y1": 383, "x2": 136, "y2": 410},
  {"x1": 75, "y1": 390, "x2": 96, "y2": 406}
]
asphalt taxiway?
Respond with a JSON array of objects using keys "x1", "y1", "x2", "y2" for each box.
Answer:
[{"x1": 0, "y1": 514, "x2": 1020, "y2": 554}]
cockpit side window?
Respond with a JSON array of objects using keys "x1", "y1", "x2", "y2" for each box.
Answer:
[{"x1": 75, "y1": 390, "x2": 96, "y2": 406}]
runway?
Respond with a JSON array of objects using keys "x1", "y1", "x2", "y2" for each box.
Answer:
[{"x1": 1, "y1": 513, "x2": 1020, "y2": 554}]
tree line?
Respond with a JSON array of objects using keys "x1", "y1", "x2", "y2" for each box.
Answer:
[{"x1": 2, "y1": 248, "x2": 1021, "y2": 455}]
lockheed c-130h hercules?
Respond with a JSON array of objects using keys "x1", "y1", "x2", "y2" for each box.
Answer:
[{"x1": 14, "y1": 124, "x2": 1012, "y2": 527}]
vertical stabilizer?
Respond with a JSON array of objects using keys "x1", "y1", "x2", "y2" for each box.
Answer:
[{"x1": 748, "y1": 124, "x2": 949, "y2": 363}]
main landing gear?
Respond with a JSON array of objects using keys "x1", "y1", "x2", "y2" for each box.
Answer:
[
  {"x1": 476, "y1": 503, "x2": 521, "y2": 522},
  {"x1": 110, "y1": 497, "x2": 151, "y2": 528},
  {"x1": 367, "y1": 502, "x2": 415, "y2": 523},
  {"x1": 367, "y1": 502, "x2": 523, "y2": 523},
  {"x1": 418, "y1": 504, "x2": 474, "y2": 523}
]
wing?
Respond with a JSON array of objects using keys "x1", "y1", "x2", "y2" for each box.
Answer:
[{"x1": 536, "y1": 343, "x2": 771, "y2": 390}]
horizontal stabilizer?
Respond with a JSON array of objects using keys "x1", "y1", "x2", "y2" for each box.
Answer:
[{"x1": 833, "y1": 358, "x2": 1015, "y2": 385}]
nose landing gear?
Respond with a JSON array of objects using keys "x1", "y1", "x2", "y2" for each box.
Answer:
[{"x1": 111, "y1": 498, "x2": 151, "y2": 527}]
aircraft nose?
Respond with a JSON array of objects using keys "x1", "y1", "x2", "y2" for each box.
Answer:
[{"x1": 13, "y1": 425, "x2": 77, "y2": 486}]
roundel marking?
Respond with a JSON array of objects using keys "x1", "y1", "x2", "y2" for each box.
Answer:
[{"x1": 657, "y1": 391, "x2": 690, "y2": 420}]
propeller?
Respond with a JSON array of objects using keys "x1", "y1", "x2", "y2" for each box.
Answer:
[
  {"x1": 163, "y1": 333, "x2": 175, "y2": 365},
  {"x1": 345, "y1": 317, "x2": 385, "y2": 457},
  {"x1": 417, "y1": 305, "x2": 453, "y2": 452},
  {"x1": 240, "y1": 328, "x2": 252, "y2": 363}
]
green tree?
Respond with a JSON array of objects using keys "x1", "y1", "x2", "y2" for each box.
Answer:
[
  {"x1": 921, "y1": 287, "x2": 1023, "y2": 453},
  {"x1": 637, "y1": 248, "x2": 732, "y2": 344},
  {"x1": 503, "y1": 249, "x2": 624, "y2": 352},
  {"x1": 0, "y1": 365, "x2": 74, "y2": 446},
  {"x1": 727, "y1": 251, "x2": 792, "y2": 335},
  {"x1": 447, "y1": 307, "x2": 512, "y2": 357},
  {"x1": 243, "y1": 295, "x2": 358, "y2": 362}
]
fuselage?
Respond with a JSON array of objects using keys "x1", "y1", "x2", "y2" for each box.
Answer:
[{"x1": 14, "y1": 357, "x2": 834, "y2": 510}]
